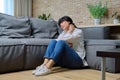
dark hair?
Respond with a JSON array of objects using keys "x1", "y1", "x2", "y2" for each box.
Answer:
[
  {"x1": 58, "y1": 16, "x2": 74, "y2": 26},
  {"x1": 58, "y1": 16, "x2": 77, "y2": 28}
]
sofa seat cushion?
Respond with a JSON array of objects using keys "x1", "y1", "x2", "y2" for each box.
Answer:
[
  {"x1": 20, "y1": 38, "x2": 51, "y2": 45},
  {"x1": 0, "y1": 38, "x2": 51, "y2": 45},
  {"x1": 30, "y1": 18, "x2": 59, "y2": 39},
  {"x1": 0, "y1": 38, "x2": 52, "y2": 73},
  {"x1": 0, "y1": 13, "x2": 31, "y2": 38},
  {"x1": 18, "y1": 38, "x2": 51, "y2": 69},
  {"x1": 0, "y1": 43, "x2": 25, "y2": 73},
  {"x1": 24, "y1": 45, "x2": 48, "y2": 69},
  {"x1": 0, "y1": 38, "x2": 24, "y2": 45}
]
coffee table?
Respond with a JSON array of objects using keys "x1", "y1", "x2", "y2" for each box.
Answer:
[{"x1": 97, "y1": 48, "x2": 120, "y2": 80}]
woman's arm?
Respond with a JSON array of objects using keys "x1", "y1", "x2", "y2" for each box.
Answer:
[
  {"x1": 66, "y1": 30, "x2": 82, "y2": 43},
  {"x1": 58, "y1": 29, "x2": 82, "y2": 43}
]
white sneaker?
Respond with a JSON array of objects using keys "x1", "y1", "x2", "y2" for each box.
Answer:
[
  {"x1": 32, "y1": 64, "x2": 44, "y2": 75},
  {"x1": 35, "y1": 65, "x2": 51, "y2": 76}
]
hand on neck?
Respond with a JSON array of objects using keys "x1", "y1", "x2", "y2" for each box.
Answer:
[{"x1": 67, "y1": 24, "x2": 75, "y2": 33}]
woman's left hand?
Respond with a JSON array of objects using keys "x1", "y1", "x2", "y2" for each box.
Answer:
[{"x1": 68, "y1": 24, "x2": 75, "y2": 33}]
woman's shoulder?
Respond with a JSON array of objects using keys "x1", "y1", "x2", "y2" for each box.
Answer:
[{"x1": 74, "y1": 28, "x2": 82, "y2": 33}]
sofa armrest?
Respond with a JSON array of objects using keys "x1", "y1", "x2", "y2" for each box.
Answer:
[
  {"x1": 116, "y1": 45, "x2": 120, "y2": 48},
  {"x1": 85, "y1": 39, "x2": 120, "y2": 46},
  {"x1": 85, "y1": 39, "x2": 120, "y2": 73},
  {"x1": 115, "y1": 42, "x2": 120, "y2": 48}
]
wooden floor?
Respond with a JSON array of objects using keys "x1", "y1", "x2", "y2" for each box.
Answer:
[{"x1": 0, "y1": 67, "x2": 120, "y2": 80}]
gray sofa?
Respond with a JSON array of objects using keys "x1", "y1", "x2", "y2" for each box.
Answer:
[{"x1": 0, "y1": 13, "x2": 120, "y2": 73}]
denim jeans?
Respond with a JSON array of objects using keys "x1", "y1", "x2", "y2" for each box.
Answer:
[{"x1": 44, "y1": 40, "x2": 83, "y2": 69}]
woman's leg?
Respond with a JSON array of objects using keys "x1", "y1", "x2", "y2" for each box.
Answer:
[
  {"x1": 44, "y1": 40, "x2": 83, "y2": 69},
  {"x1": 49, "y1": 40, "x2": 66, "y2": 63},
  {"x1": 57, "y1": 43, "x2": 83, "y2": 69},
  {"x1": 34, "y1": 40, "x2": 60, "y2": 76},
  {"x1": 45, "y1": 59, "x2": 55, "y2": 69},
  {"x1": 44, "y1": 40, "x2": 66, "y2": 68},
  {"x1": 44, "y1": 40, "x2": 65, "y2": 69},
  {"x1": 49, "y1": 40, "x2": 83, "y2": 69},
  {"x1": 43, "y1": 58, "x2": 49, "y2": 65},
  {"x1": 43, "y1": 40, "x2": 57, "y2": 64},
  {"x1": 34, "y1": 40, "x2": 83, "y2": 76}
]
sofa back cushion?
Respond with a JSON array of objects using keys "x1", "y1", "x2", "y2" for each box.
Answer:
[
  {"x1": 0, "y1": 13, "x2": 31, "y2": 38},
  {"x1": 30, "y1": 18, "x2": 59, "y2": 39},
  {"x1": 79, "y1": 27, "x2": 110, "y2": 39}
]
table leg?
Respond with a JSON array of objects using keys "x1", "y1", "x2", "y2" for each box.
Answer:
[{"x1": 101, "y1": 57, "x2": 106, "y2": 80}]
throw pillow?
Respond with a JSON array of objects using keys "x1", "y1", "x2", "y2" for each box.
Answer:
[
  {"x1": 0, "y1": 13, "x2": 31, "y2": 38},
  {"x1": 30, "y1": 18, "x2": 59, "y2": 39}
]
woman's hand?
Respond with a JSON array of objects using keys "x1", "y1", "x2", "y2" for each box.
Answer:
[{"x1": 68, "y1": 24, "x2": 75, "y2": 33}]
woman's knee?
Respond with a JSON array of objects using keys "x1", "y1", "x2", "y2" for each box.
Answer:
[
  {"x1": 57, "y1": 40, "x2": 66, "y2": 44},
  {"x1": 50, "y1": 39, "x2": 57, "y2": 44}
]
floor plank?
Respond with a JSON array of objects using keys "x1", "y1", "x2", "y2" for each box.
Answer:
[{"x1": 0, "y1": 67, "x2": 120, "y2": 80}]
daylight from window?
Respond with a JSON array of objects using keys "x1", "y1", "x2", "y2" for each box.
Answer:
[
  {"x1": 0, "y1": 0, "x2": 14, "y2": 15},
  {"x1": 0, "y1": 0, "x2": 4, "y2": 13}
]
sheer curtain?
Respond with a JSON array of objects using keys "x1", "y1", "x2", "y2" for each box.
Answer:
[{"x1": 14, "y1": 0, "x2": 32, "y2": 17}]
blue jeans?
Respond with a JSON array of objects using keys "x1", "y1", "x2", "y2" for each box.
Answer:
[{"x1": 44, "y1": 40, "x2": 83, "y2": 69}]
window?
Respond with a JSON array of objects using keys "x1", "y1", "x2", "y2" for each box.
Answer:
[
  {"x1": 0, "y1": 0, "x2": 4, "y2": 13},
  {"x1": 0, "y1": 0, "x2": 14, "y2": 15}
]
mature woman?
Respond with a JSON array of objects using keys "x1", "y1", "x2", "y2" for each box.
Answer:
[{"x1": 32, "y1": 16, "x2": 87, "y2": 76}]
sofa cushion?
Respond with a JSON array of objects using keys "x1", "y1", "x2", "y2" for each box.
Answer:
[
  {"x1": 79, "y1": 27, "x2": 110, "y2": 39},
  {"x1": 0, "y1": 38, "x2": 51, "y2": 73},
  {"x1": 0, "y1": 44, "x2": 25, "y2": 73},
  {"x1": 20, "y1": 38, "x2": 51, "y2": 69},
  {"x1": 20, "y1": 38, "x2": 51, "y2": 45},
  {"x1": 30, "y1": 18, "x2": 59, "y2": 39},
  {"x1": 0, "y1": 38, "x2": 25, "y2": 73},
  {"x1": 0, "y1": 13, "x2": 31, "y2": 38}
]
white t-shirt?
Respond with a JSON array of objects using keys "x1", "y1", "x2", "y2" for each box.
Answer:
[{"x1": 56, "y1": 28, "x2": 88, "y2": 66}]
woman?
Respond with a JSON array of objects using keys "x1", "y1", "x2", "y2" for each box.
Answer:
[{"x1": 32, "y1": 16, "x2": 88, "y2": 76}]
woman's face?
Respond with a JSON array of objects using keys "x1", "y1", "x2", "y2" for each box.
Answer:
[{"x1": 60, "y1": 21, "x2": 70, "y2": 31}]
